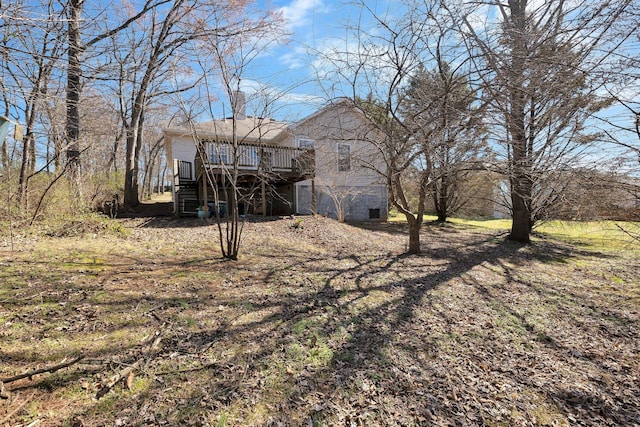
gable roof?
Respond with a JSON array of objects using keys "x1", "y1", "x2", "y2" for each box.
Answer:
[
  {"x1": 290, "y1": 98, "x2": 366, "y2": 131},
  {"x1": 162, "y1": 98, "x2": 373, "y2": 144}
]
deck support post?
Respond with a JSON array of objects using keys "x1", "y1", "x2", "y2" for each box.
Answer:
[
  {"x1": 202, "y1": 173, "x2": 208, "y2": 215},
  {"x1": 311, "y1": 178, "x2": 317, "y2": 215},
  {"x1": 261, "y1": 178, "x2": 266, "y2": 217}
]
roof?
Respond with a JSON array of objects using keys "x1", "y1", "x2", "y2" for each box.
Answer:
[
  {"x1": 290, "y1": 98, "x2": 362, "y2": 131},
  {"x1": 163, "y1": 116, "x2": 290, "y2": 143},
  {"x1": 162, "y1": 98, "x2": 372, "y2": 144}
]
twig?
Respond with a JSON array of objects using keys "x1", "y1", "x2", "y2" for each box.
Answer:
[
  {"x1": 96, "y1": 364, "x2": 139, "y2": 399},
  {"x1": 154, "y1": 362, "x2": 218, "y2": 376},
  {"x1": 0, "y1": 355, "x2": 85, "y2": 384},
  {"x1": 0, "y1": 291, "x2": 45, "y2": 304},
  {"x1": 95, "y1": 324, "x2": 167, "y2": 399},
  {"x1": 616, "y1": 223, "x2": 640, "y2": 243},
  {"x1": 0, "y1": 391, "x2": 36, "y2": 424},
  {"x1": 0, "y1": 381, "x2": 9, "y2": 399}
]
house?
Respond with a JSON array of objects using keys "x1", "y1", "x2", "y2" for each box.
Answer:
[{"x1": 163, "y1": 97, "x2": 388, "y2": 221}]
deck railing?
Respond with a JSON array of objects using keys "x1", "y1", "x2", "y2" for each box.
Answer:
[
  {"x1": 174, "y1": 159, "x2": 195, "y2": 187},
  {"x1": 177, "y1": 160, "x2": 193, "y2": 181},
  {"x1": 204, "y1": 142, "x2": 313, "y2": 175}
]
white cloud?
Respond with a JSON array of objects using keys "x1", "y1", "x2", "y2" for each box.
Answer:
[
  {"x1": 278, "y1": 0, "x2": 329, "y2": 31},
  {"x1": 279, "y1": 52, "x2": 306, "y2": 70},
  {"x1": 236, "y1": 78, "x2": 325, "y2": 118}
]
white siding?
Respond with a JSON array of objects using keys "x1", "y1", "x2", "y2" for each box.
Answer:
[
  {"x1": 171, "y1": 137, "x2": 198, "y2": 180},
  {"x1": 293, "y1": 102, "x2": 388, "y2": 221},
  {"x1": 294, "y1": 103, "x2": 385, "y2": 187}
]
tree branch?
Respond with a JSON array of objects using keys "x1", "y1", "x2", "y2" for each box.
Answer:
[{"x1": 0, "y1": 355, "x2": 85, "y2": 384}]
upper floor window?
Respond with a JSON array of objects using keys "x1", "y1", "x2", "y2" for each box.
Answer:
[
  {"x1": 337, "y1": 143, "x2": 351, "y2": 172},
  {"x1": 298, "y1": 138, "x2": 314, "y2": 149}
]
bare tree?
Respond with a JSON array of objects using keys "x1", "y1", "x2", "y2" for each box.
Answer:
[
  {"x1": 112, "y1": 0, "x2": 281, "y2": 209},
  {"x1": 176, "y1": 3, "x2": 285, "y2": 260},
  {"x1": 400, "y1": 59, "x2": 488, "y2": 222},
  {"x1": 457, "y1": 0, "x2": 635, "y2": 243},
  {"x1": 118, "y1": 0, "x2": 197, "y2": 209},
  {"x1": 62, "y1": 0, "x2": 170, "y2": 174},
  {"x1": 317, "y1": 0, "x2": 475, "y2": 253},
  {"x1": 0, "y1": 0, "x2": 65, "y2": 206}
]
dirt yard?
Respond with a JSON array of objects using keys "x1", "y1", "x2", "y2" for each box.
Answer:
[{"x1": 0, "y1": 215, "x2": 638, "y2": 426}]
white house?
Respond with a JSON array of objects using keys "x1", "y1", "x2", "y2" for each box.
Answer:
[
  {"x1": 162, "y1": 98, "x2": 388, "y2": 221},
  {"x1": 292, "y1": 99, "x2": 388, "y2": 221}
]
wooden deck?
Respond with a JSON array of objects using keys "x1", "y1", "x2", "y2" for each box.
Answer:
[
  {"x1": 201, "y1": 142, "x2": 313, "y2": 175},
  {"x1": 173, "y1": 142, "x2": 314, "y2": 217}
]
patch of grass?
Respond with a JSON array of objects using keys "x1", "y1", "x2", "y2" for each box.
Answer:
[
  {"x1": 87, "y1": 393, "x2": 119, "y2": 417},
  {"x1": 535, "y1": 220, "x2": 640, "y2": 250},
  {"x1": 390, "y1": 214, "x2": 639, "y2": 253},
  {"x1": 292, "y1": 317, "x2": 317, "y2": 336},
  {"x1": 449, "y1": 217, "x2": 512, "y2": 231},
  {"x1": 42, "y1": 213, "x2": 131, "y2": 238},
  {"x1": 214, "y1": 412, "x2": 229, "y2": 427},
  {"x1": 610, "y1": 276, "x2": 626, "y2": 284}
]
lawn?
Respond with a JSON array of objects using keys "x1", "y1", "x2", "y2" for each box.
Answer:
[{"x1": 0, "y1": 215, "x2": 638, "y2": 426}]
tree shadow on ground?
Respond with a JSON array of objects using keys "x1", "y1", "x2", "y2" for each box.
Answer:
[
  {"x1": 2, "y1": 219, "x2": 636, "y2": 426},
  {"x1": 107, "y1": 226, "x2": 631, "y2": 424}
]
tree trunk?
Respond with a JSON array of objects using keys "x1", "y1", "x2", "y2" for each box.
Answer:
[
  {"x1": 509, "y1": 181, "x2": 531, "y2": 243},
  {"x1": 156, "y1": 158, "x2": 161, "y2": 194},
  {"x1": 225, "y1": 178, "x2": 240, "y2": 260},
  {"x1": 66, "y1": 0, "x2": 83, "y2": 173},
  {"x1": 124, "y1": 130, "x2": 140, "y2": 208},
  {"x1": 27, "y1": 137, "x2": 36, "y2": 175},
  {"x1": 106, "y1": 131, "x2": 124, "y2": 177},
  {"x1": 18, "y1": 133, "x2": 32, "y2": 206},
  {"x1": 160, "y1": 162, "x2": 166, "y2": 194},
  {"x1": 54, "y1": 134, "x2": 62, "y2": 171},
  {"x1": 506, "y1": 0, "x2": 531, "y2": 244},
  {"x1": 507, "y1": 101, "x2": 532, "y2": 244},
  {"x1": 123, "y1": 103, "x2": 145, "y2": 208},
  {"x1": 406, "y1": 215, "x2": 421, "y2": 254},
  {"x1": 1, "y1": 141, "x2": 8, "y2": 171},
  {"x1": 142, "y1": 149, "x2": 155, "y2": 200},
  {"x1": 437, "y1": 174, "x2": 448, "y2": 222}
]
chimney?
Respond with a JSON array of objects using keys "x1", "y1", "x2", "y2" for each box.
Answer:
[{"x1": 233, "y1": 90, "x2": 246, "y2": 120}]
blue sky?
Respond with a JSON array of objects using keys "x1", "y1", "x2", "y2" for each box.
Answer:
[
  {"x1": 235, "y1": 0, "x2": 392, "y2": 122},
  {"x1": 240, "y1": 0, "x2": 351, "y2": 121},
  {"x1": 232, "y1": 0, "x2": 485, "y2": 121},
  {"x1": 239, "y1": 0, "x2": 638, "y2": 173}
]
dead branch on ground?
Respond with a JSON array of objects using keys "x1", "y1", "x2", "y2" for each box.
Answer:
[
  {"x1": 0, "y1": 391, "x2": 36, "y2": 424},
  {"x1": 95, "y1": 323, "x2": 167, "y2": 399},
  {"x1": 0, "y1": 355, "x2": 85, "y2": 385}
]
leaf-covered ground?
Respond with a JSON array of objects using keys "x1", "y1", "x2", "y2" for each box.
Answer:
[{"x1": 0, "y1": 215, "x2": 638, "y2": 426}]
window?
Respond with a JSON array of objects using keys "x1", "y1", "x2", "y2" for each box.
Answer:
[
  {"x1": 337, "y1": 143, "x2": 351, "y2": 172},
  {"x1": 298, "y1": 138, "x2": 314, "y2": 149}
]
